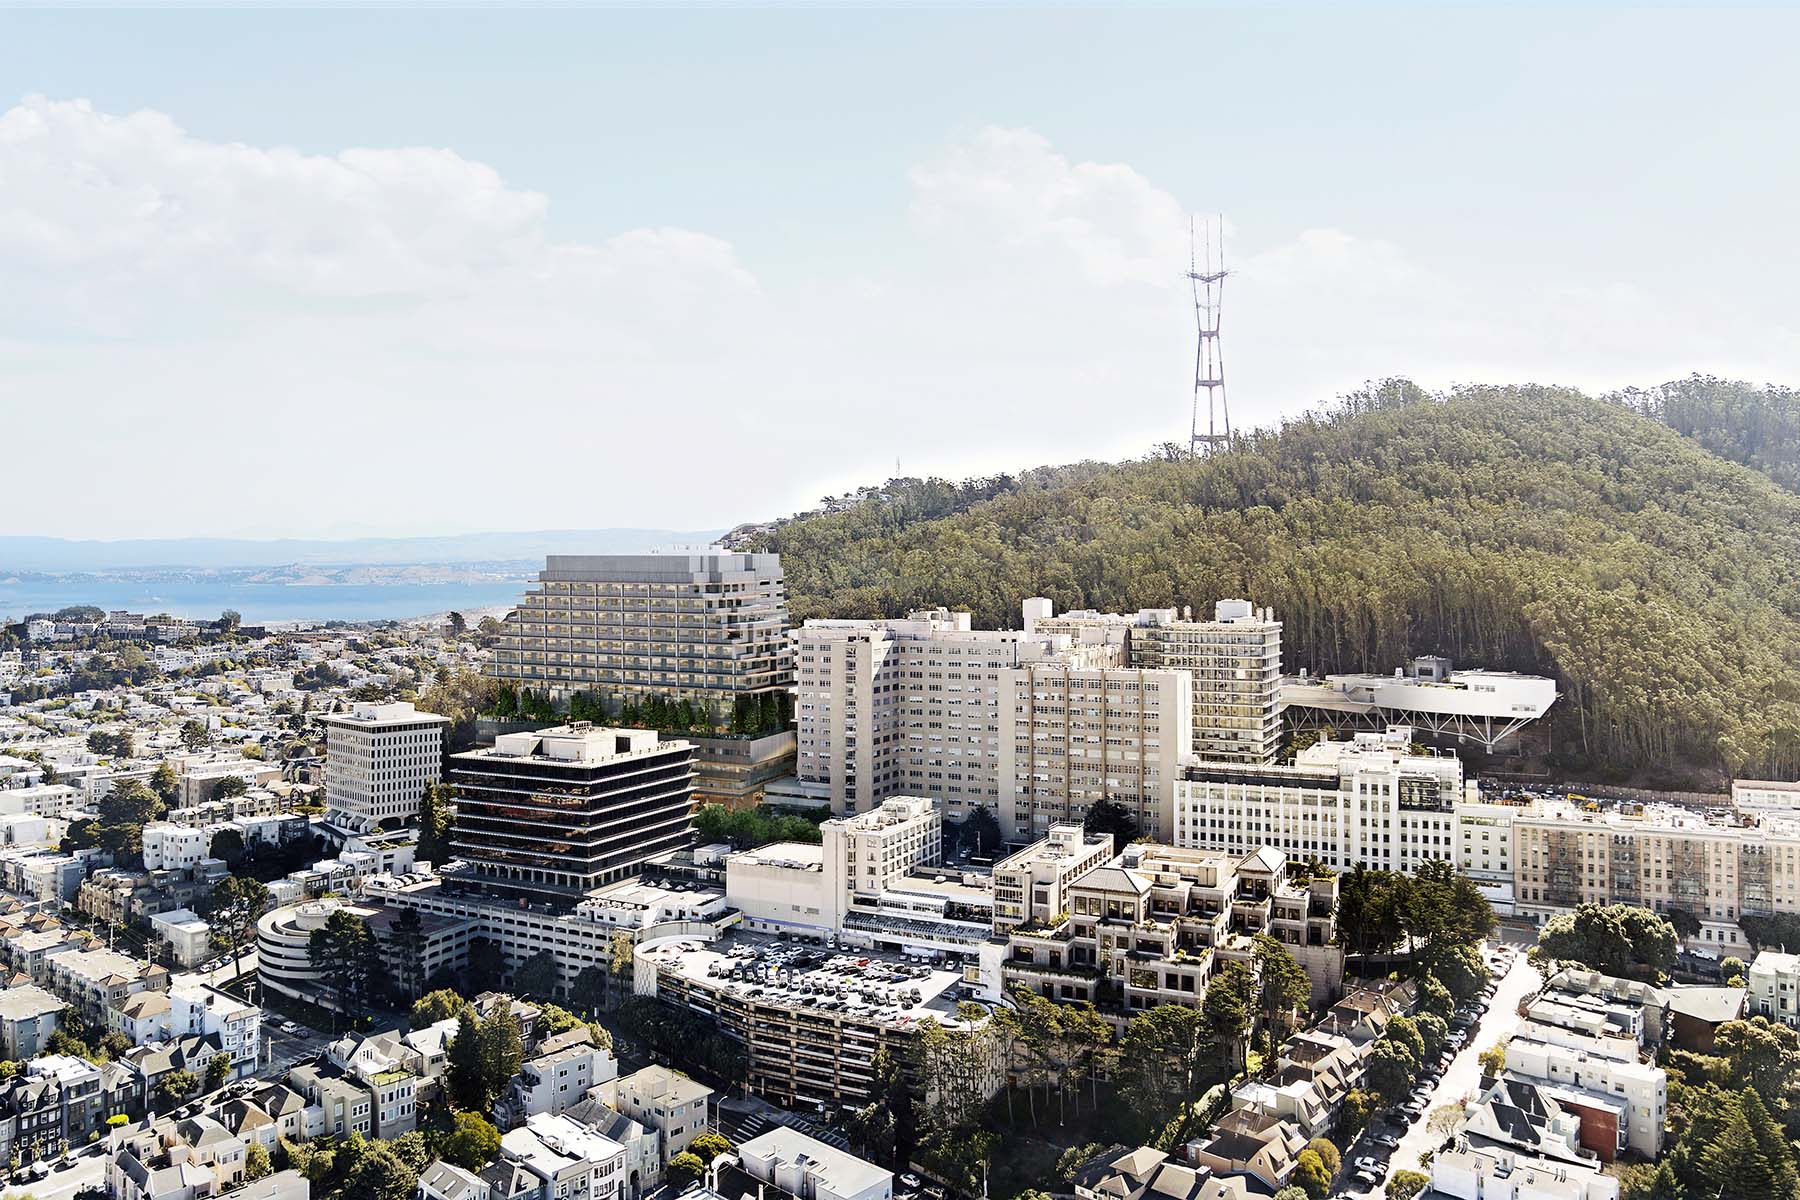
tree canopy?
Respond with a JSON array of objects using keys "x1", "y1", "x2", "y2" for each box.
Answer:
[{"x1": 1534, "y1": 903, "x2": 1678, "y2": 978}]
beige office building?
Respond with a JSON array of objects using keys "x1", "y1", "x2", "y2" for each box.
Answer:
[
  {"x1": 1000, "y1": 657, "x2": 1191, "y2": 842},
  {"x1": 792, "y1": 610, "x2": 1028, "y2": 819},
  {"x1": 489, "y1": 552, "x2": 792, "y2": 710},
  {"x1": 1025, "y1": 598, "x2": 1283, "y2": 764},
  {"x1": 1513, "y1": 802, "x2": 1800, "y2": 953}
]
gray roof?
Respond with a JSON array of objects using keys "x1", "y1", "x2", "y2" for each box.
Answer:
[
  {"x1": 1662, "y1": 985, "x2": 1747, "y2": 1025},
  {"x1": 422, "y1": 1160, "x2": 490, "y2": 1200}
]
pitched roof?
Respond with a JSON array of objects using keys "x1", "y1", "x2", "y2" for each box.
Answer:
[{"x1": 422, "y1": 1160, "x2": 490, "y2": 1200}]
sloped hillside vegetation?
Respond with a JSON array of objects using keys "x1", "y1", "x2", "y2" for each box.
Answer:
[{"x1": 756, "y1": 381, "x2": 1800, "y2": 780}]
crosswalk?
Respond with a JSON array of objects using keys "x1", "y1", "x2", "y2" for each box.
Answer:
[{"x1": 723, "y1": 1108, "x2": 854, "y2": 1153}]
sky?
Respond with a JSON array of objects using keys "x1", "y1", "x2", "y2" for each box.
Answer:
[{"x1": 1, "y1": 5, "x2": 1796, "y2": 542}]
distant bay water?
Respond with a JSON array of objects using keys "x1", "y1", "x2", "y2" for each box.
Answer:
[{"x1": 0, "y1": 575, "x2": 535, "y2": 624}]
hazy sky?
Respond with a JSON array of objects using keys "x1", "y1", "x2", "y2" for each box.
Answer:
[{"x1": 2, "y1": 5, "x2": 1796, "y2": 541}]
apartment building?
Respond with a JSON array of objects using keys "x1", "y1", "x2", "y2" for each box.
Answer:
[
  {"x1": 319, "y1": 700, "x2": 448, "y2": 834},
  {"x1": 496, "y1": 1041, "x2": 619, "y2": 1129},
  {"x1": 1503, "y1": 1036, "x2": 1665, "y2": 1161},
  {"x1": 493, "y1": 1112, "x2": 629, "y2": 1200},
  {"x1": 1174, "y1": 728, "x2": 1464, "y2": 873},
  {"x1": 1512, "y1": 802, "x2": 1800, "y2": 950},
  {"x1": 448, "y1": 725, "x2": 696, "y2": 905},
  {"x1": 1026, "y1": 598, "x2": 1283, "y2": 764},
  {"x1": 0, "y1": 983, "x2": 63, "y2": 1059},
  {"x1": 1002, "y1": 841, "x2": 1342, "y2": 1013},
  {"x1": 1748, "y1": 950, "x2": 1800, "y2": 1028},
  {"x1": 0, "y1": 784, "x2": 81, "y2": 819},
  {"x1": 488, "y1": 552, "x2": 792, "y2": 709},
  {"x1": 148, "y1": 908, "x2": 211, "y2": 967},
  {"x1": 168, "y1": 982, "x2": 263, "y2": 1072},
  {"x1": 598, "y1": 1066, "x2": 712, "y2": 1165},
  {"x1": 141, "y1": 823, "x2": 209, "y2": 872},
  {"x1": 46, "y1": 947, "x2": 170, "y2": 1025}
]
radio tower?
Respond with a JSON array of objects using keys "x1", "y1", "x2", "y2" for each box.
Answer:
[{"x1": 1187, "y1": 215, "x2": 1230, "y2": 457}]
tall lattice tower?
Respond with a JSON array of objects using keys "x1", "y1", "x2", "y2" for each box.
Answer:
[{"x1": 1187, "y1": 215, "x2": 1230, "y2": 456}]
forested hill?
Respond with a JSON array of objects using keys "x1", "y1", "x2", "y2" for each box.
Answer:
[
  {"x1": 755, "y1": 381, "x2": 1800, "y2": 782},
  {"x1": 1610, "y1": 376, "x2": 1800, "y2": 495}
]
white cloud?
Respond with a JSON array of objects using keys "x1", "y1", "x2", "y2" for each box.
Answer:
[{"x1": 0, "y1": 102, "x2": 1791, "y2": 541}]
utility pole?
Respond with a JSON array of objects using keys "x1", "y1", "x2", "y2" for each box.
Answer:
[{"x1": 1187, "y1": 215, "x2": 1231, "y2": 457}]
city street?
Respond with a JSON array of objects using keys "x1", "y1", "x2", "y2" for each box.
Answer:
[
  {"x1": 1336, "y1": 940, "x2": 1543, "y2": 1198},
  {"x1": 2, "y1": 1144, "x2": 108, "y2": 1200}
]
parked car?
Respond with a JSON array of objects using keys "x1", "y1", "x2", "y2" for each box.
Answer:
[{"x1": 1372, "y1": 1132, "x2": 1402, "y2": 1150}]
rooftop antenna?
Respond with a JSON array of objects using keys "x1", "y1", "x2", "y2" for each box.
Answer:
[{"x1": 1187, "y1": 214, "x2": 1231, "y2": 457}]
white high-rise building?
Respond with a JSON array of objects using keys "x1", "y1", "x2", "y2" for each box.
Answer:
[
  {"x1": 1172, "y1": 727, "x2": 1464, "y2": 871},
  {"x1": 793, "y1": 609, "x2": 1030, "y2": 819},
  {"x1": 792, "y1": 611, "x2": 1191, "y2": 838},
  {"x1": 321, "y1": 701, "x2": 449, "y2": 834}
]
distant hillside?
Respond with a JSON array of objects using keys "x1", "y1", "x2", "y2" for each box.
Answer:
[
  {"x1": 1610, "y1": 375, "x2": 1800, "y2": 495},
  {"x1": 0, "y1": 527, "x2": 724, "y2": 571},
  {"x1": 755, "y1": 381, "x2": 1800, "y2": 780}
]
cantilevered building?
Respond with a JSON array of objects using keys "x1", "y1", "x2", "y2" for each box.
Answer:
[
  {"x1": 447, "y1": 725, "x2": 695, "y2": 905},
  {"x1": 488, "y1": 552, "x2": 793, "y2": 710}
]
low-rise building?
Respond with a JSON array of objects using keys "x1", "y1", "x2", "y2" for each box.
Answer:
[
  {"x1": 1748, "y1": 950, "x2": 1800, "y2": 1029},
  {"x1": 0, "y1": 981, "x2": 63, "y2": 1058},
  {"x1": 45, "y1": 945, "x2": 170, "y2": 1025},
  {"x1": 1070, "y1": 1145, "x2": 1249, "y2": 1200},
  {"x1": 485, "y1": 1112, "x2": 628, "y2": 1200},
  {"x1": 495, "y1": 1041, "x2": 618, "y2": 1130},
  {"x1": 142, "y1": 824, "x2": 210, "y2": 872},
  {"x1": 149, "y1": 909, "x2": 212, "y2": 968},
  {"x1": 597, "y1": 1065, "x2": 712, "y2": 1165},
  {"x1": 736, "y1": 1127, "x2": 892, "y2": 1200},
  {"x1": 1429, "y1": 1142, "x2": 1619, "y2": 1200},
  {"x1": 1002, "y1": 841, "x2": 1342, "y2": 1014},
  {"x1": 1184, "y1": 1109, "x2": 1307, "y2": 1195},
  {"x1": 169, "y1": 982, "x2": 262, "y2": 1072},
  {"x1": 1502, "y1": 1035, "x2": 1665, "y2": 1161}
]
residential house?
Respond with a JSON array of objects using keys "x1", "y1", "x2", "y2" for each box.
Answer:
[
  {"x1": 495, "y1": 1040, "x2": 618, "y2": 1130},
  {"x1": 1184, "y1": 1110, "x2": 1306, "y2": 1195},
  {"x1": 0, "y1": 982, "x2": 63, "y2": 1058},
  {"x1": 1071, "y1": 1146, "x2": 1250, "y2": 1200},
  {"x1": 597, "y1": 1066, "x2": 712, "y2": 1165},
  {"x1": 112, "y1": 991, "x2": 175, "y2": 1046}
]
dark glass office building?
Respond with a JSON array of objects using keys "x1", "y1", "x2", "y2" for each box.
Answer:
[{"x1": 448, "y1": 723, "x2": 695, "y2": 906}]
